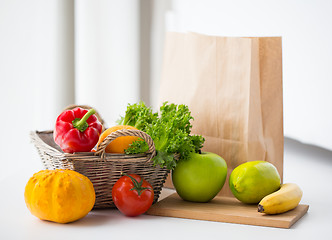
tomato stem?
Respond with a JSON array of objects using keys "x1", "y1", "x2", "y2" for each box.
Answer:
[{"x1": 123, "y1": 173, "x2": 151, "y2": 196}]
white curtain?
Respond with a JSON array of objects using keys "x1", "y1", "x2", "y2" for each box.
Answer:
[
  {"x1": 75, "y1": 0, "x2": 140, "y2": 126},
  {"x1": 0, "y1": 0, "x2": 78, "y2": 179},
  {"x1": 31, "y1": 0, "x2": 141, "y2": 130},
  {"x1": 0, "y1": 0, "x2": 142, "y2": 178}
]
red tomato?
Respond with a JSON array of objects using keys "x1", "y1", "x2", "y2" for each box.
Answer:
[{"x1": 112, "y1": 174, "x2": 154, "y2": 217}]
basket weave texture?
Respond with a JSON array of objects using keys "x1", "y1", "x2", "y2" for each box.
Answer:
[{"x1": 30, "y1": 128, "x2": 169, "y2": 209}]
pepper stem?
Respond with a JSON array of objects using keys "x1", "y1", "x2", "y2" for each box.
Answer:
[{"x1": 72, "y1": 109, "x2": 96, "y2": 132}]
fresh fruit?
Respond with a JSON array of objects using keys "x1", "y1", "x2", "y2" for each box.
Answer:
[
  {"x1": 172, "y1": 152, "x2": 227, "y2": 202},
  {"x1": 97, "y1": 125, "x2": 139, "y2": 153},
  {"x1": 229, "y1": 161, "x2": 281, "y2": 204},
  {"x1": 112, "y1": 174, "x2": 154, "y2": 217},
  {"x1": 258, "y1": 183, "x2": 303, "y2": 214},
  {"x1": 24, "y1": 169, "x2": 95, "y2": 223}
]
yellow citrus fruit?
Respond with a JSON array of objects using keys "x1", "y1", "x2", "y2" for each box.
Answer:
[
  {"x1": 97, "y1": 125, "x2": 139, "y2": 153},
  {"x1": 229, "y1": 161, "x2": 281, "y2": 204}
]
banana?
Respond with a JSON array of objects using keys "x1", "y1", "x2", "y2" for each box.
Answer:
[{"x1": 258, "y1": 183, "x2": 303, "y2": 214}]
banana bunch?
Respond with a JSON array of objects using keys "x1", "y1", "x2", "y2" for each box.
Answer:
[{"x1": 258, "y1": 183, "x2": 303, "y2": 214}]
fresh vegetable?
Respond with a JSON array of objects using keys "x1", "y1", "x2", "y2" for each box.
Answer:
[
  {"x1": 124, "y1": 138, "x2": 149, "y2": 154},
  {"x1": 172, "y1": 152, "x2": 227, "y2": 202},
  {"x1": 24, "y1": 169, "x2": 95, "y2": 224},
  {"x1": 117, "y1": 101, "x2": 205, "y2": 170},
  {"x1": 229, "y1": 161, "x2": 281, "y2": 204},
  {"x1": 112, "y1": 174, "x2": 154, "y2": 217},
  {"x1": 54, "y1": 107, "x2": 103, "y2": 153},
  {"x1": 258, "y1": 183, "x2": 302, "y2": 214},
  {"x1": 117, "y1": 101, "x2": 158, "y2": 131},
  {"x1": 96, "y1": 125, "x2": 140, "y2": 153}
]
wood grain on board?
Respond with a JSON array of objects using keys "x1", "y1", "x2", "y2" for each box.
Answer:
[{"x1": 146, "y1": 193, "x2": 309, "y2": 228}]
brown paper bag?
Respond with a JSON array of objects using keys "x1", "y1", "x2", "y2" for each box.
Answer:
[{"x1": 159, "y1": 32, "x2": 283, "y2": 197}]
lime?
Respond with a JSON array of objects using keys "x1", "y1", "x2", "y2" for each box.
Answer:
[{"x1": 229, "y1": 161, "x2": 281, "y2": 204}]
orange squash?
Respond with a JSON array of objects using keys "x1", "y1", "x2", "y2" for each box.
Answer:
[{"x1": 24, "y1": 169, "x2": 95, "y2": 223}]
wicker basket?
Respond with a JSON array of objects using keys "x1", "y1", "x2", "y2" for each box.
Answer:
[{"x1": 30, "y1": 128, "x2": 169, "y2": 209}]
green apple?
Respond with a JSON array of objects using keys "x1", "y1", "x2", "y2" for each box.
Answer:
[{"x1": 172, "y1": 152, "x2": 227, "y2": 202}]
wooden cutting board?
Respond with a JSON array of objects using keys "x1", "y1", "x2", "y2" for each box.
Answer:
[{"x1": 146, "y1": 193, "x2": 309, "y2": 228}]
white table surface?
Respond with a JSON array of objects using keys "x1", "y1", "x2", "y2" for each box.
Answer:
[{"x1": 1, "y1": 138, "x2": 331, "y2": 240}]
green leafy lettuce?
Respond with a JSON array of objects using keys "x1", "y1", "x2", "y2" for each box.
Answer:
[{"x1": 118, "y1": 101, "x2": 205, "y2": 170}]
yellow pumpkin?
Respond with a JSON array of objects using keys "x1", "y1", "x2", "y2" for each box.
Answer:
[{"x1": 24, "y1": 169, "x2": 95, "y2": 223}]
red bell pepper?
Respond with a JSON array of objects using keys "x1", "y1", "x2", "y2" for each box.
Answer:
[{"x1": 54, "y1": 107, "x2": 103, "y2": 153}]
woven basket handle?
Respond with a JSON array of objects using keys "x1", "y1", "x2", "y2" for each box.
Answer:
[{"x1": 94, "y1": 129, "x2": 156, "y2": 161}]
